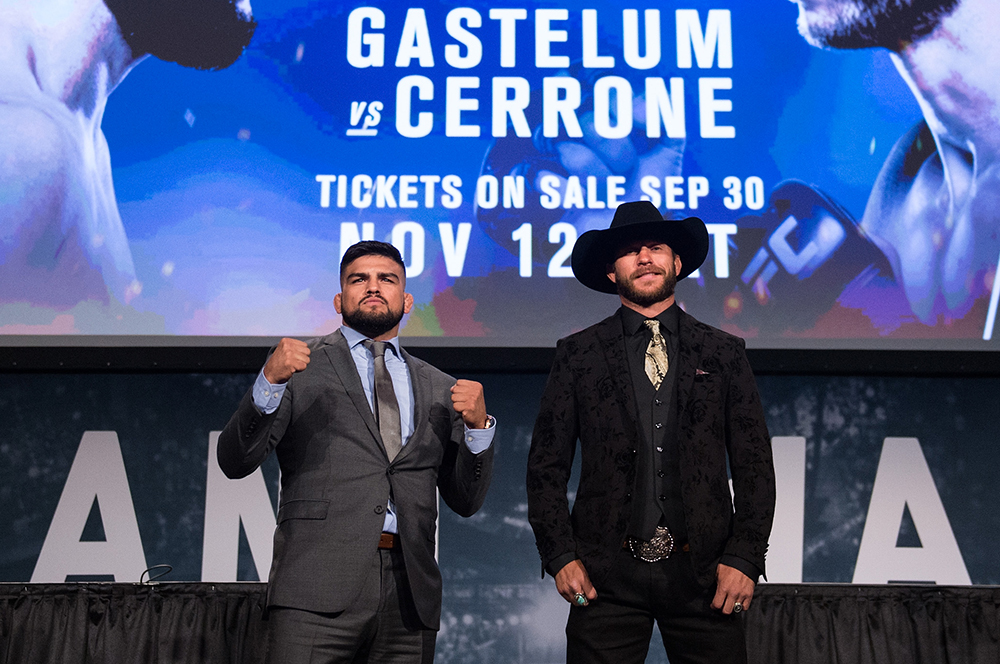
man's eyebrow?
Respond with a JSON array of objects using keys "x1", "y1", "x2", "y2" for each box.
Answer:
[{"x1": 345, "y1": 270, "x2": 401, "y2": 281}]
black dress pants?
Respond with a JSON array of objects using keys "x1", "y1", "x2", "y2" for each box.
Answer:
[{"x1": 566, "y1": 549, "x2": 746, "y2": 664}]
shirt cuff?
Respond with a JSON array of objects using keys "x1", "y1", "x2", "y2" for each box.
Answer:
[
  {"x1": 545, "y1": 552, "x2": 580, "y2": 578},
  {"x1": 462, "y1": 415, "x2": 496, "y2": 454},
  {"x1": 252, "y1": 369, "x2": 287, "y2": 415},
  {"x1": 719, "y1": 554, "x2": 761, "y2": 583}
]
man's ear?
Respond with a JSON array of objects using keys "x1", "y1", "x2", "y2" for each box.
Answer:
[
  {"x1": 674, "y1": 254, "x2": 682, "y2": 276},
  {"x1": 334, "y1": 293, "x2": 342, "y2": 314},
  {"x1": 403, "y1": 293, "x2": 414, "y2": 314},
  {"x1": 606, "y1": 264, "x2": 617, "y2": 284}
]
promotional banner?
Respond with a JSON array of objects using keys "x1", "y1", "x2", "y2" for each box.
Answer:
[
  {"x1": 0, "y1": 371, "x2": 997, "y2": 664},
  {"x1": 2, "y1": 0, "x2": 998, "y2": 347}
]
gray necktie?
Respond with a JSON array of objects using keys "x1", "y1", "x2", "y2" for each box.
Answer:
[
  {"x1": 644, "y1": 319, "x2": 669, "y2": 390},
  {"x1": 363, "y1": 340, "x2": 402, "y2": 461}
]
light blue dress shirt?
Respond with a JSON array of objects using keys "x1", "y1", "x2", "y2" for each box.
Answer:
[{"x1": 252, "y1": 325, "x2": 495, "y2": 532}]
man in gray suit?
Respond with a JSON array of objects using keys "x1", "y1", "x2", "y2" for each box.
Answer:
[{"x1": 218, "y1": 240, "x2": 495, "y2": 663}]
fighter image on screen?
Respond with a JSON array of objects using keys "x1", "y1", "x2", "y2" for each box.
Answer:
[
  {"x1": 469, "y1": 65, "x2": 690, "y2": 340},
  {"x1": 792, "y1": 0, "x2": 1000, "y2": 337},
  {"x1": 0, "y1": 0, "x2": 255, "y2": 310},
  {"x1": 478, "y1": 66, "x2": 686, "y2": 253}
]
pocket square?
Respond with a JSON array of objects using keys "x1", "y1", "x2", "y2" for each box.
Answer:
[{"x1": 695, "y1": 369, "x2": 710, "y2": 375}]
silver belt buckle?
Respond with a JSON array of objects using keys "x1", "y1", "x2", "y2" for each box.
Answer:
[{"x1": 628, "y1": 526, "x2": 675, "y2": 562}]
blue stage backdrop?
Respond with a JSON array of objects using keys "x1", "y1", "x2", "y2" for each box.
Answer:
[
  {"x1": 0, "y1": 371, "x2": 997, "y2": 663},
  {"x1": 2, "y1": 0, "x2": 999, "y2": 348}
]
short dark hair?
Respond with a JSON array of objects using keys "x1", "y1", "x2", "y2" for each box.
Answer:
[
  {"x1": 104, "y1": 0, "x2": 257, "y2": 71},
  {"x1": 339, "y1": 241, "x2": 406, "y2": 279}
]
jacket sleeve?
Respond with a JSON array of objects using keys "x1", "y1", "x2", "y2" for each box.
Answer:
[
  {"x1": 526, "y1": 338, "x2": 581, "y2": 574},
  {"x1": 217, "y1": 375, "x2": 293, "y2": 479},
  {"x1": 437, "y1": 390, "x2": 495, "y2": 519},
  {"x1": 722, "y1": 338, "x2": 776, "y2": 577}
]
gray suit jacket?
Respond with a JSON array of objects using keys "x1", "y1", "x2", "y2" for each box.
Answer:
[{"x1": 217, "y1": 329, "x2": 494, "y2": 629}]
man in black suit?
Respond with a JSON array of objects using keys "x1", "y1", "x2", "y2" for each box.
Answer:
[
  {"x1": 218, "y1": 241, "x2": 495, "y2": 664},
  {"x1": 526, "y1": 202, "x2": 775, "y2": 664}
]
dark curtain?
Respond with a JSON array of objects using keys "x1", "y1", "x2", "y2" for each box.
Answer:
[
  {"x1": 0, "y1": 583, "x2": 267, "y2": 664},
  {"x1": 2, "y1": 583, "x2": 999, "y2": 663},
  {"x1": 746, "y1": 584, "x2": 1000, "y2": 664}
]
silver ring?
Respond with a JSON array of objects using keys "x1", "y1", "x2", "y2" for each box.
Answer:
[
  {"x1": 733, "y1": 601, "x2": 743, "y2": 614},
  {"x1": 574, "y1": 593, "x2": 588, "y2": 606}
]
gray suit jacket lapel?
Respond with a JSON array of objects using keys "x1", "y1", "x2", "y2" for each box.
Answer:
[
  {"x1": 396, "y1": 348, "x2": 431, "y2": 463},
  {"x1": 321, "y1": 330, "x2": 387, "y2": 456}
]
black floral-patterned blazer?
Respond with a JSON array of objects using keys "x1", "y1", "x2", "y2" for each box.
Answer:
[{"x1": 526, "y1": 307, "x2": 775, "y2": 589}]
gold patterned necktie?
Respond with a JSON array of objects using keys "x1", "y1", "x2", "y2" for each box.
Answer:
[{"x1": 643, "y1": 319, "x2": 669, "y2": 390}]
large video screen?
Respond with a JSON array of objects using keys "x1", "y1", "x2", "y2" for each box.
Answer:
[{"x1": 2, "y1": 0, "x2": 998, "y2": 349}]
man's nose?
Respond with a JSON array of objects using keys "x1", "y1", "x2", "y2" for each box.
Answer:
[{"x1": 636, "y1": 246, "x2": 653, "y2": 262}]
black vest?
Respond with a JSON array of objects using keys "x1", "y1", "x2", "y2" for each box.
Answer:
[{"x1": 623, "y1": 307, "x2": 688, "y2": 543}]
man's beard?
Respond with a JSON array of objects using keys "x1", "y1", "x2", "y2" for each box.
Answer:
[
  {"x1": 796, "y1": 0, "x2": 958, "y2": 50},
  {"x1": 342, "y1": 303, "x2": 405, "y2": 340},
  {"x1": 104, "y1": 0, "x2": 256, "y2": 70},
  {"x1": 616, "y1": 269, "x2": 677, "y2": 308}
]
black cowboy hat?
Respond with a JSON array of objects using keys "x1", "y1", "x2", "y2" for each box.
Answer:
[{"x1": 571, "y1": 201, "x2": 710, "y2": 294}]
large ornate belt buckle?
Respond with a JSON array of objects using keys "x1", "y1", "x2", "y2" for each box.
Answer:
[{"x1": 629, "y1": 526, "x2": 675, "y2": 562}]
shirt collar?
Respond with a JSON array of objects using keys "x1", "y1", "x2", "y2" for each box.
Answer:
[
  {"x1": 340, "y1": 325, "x2": 403, "y2": 358},
  {"x1": 619, "y1": 303, "x2": 679, "y2": 338}
]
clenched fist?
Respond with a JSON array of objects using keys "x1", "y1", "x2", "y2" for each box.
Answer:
[
  {"x1": 450, "y1": 379, "x2": 489, "y2": 429},
  {"x1": 263, "y1": 338, "x2": 311, "y2": 384}
]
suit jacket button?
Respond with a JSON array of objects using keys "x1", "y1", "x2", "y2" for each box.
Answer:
[
  {"x1": 388, "y1": 468, "x2": 395, "y2": 475},
  {"x1": 374, "y1": 505, "x2": 384, "y2": 514}
]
